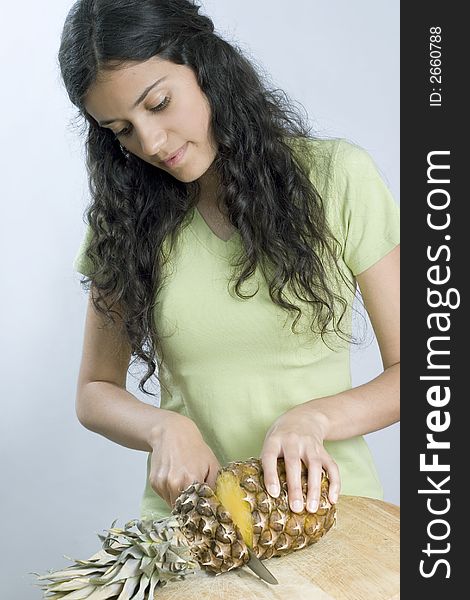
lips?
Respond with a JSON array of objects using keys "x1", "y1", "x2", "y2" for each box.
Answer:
[{"x1": 161, "y1": 143, "x2": 187, "y2": 167}]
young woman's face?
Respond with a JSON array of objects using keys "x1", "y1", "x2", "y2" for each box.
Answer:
[{"x1": 84, "y1": 57, "x2": 217, "y2": 183}]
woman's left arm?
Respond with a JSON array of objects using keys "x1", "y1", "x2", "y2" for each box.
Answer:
[{"x1": 261, "y1": 244, "x2": 400, "y2": 513}]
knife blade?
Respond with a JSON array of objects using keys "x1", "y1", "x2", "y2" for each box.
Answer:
[{"x1": 245, "y1": 548, "x2": 279, "y2": 585}]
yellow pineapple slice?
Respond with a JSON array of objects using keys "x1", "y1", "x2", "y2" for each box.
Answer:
[{"x1": 216, "y1": 470, "x2": 254, "y2": 548}]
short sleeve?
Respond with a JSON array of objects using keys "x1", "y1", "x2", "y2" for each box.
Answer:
[
  {"x1": 73, "y1": 224, "x2": 94, "y2": 278},
  {"x1": 328, "y1": 140, "x2": 400, "y2": 276}
]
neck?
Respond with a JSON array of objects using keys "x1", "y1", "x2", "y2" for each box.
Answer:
[{"x1": 196, "y1": 164, "x2": 221, "y2": 210}]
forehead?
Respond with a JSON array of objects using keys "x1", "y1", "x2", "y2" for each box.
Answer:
[{"x1": 84, "y1": 57, "x2": 193, "y2": 120}]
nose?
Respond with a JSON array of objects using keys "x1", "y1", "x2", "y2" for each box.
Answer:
[{"x1": 138, "y1": 127, "x2": 167, "y2": 159}]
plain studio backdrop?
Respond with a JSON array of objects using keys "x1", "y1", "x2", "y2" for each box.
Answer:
[{"x1": 0, "y1": 1, "x2": 399, "y2": 597}]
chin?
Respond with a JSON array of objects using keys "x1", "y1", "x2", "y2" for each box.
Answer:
[
  {"x1": 168, "y1": 171, "x2": 202, "y2": 184},
  {"x1": 172, "y1": 162, "x2": 216, "y2": 184}
]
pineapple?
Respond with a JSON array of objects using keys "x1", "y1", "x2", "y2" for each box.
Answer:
[
  {"x1": 36, "y1": 458, "x2": 336, "y2": 598},
  {"x1": 215, "y1": 458, "x2": 336, "y2": 560}
]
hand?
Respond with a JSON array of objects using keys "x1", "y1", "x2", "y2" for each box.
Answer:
[
  {"x1": 148, "y1": 411, "x2": 221, "y2": 509},
  {"x1": 261, "y1": 404, "x2": 340, "y2": 514}
]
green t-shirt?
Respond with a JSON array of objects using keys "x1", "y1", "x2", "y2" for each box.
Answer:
[{"x1": 74, "y1": 138, "x2": 400, "y2": 520}]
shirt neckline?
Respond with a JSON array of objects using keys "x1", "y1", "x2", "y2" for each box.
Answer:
[{"x1": 188, "y1": 206, "x2": 241, "y2": 259}]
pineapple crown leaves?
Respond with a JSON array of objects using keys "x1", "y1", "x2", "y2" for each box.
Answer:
[{"x1": 34, "y1": 516, "x2": 199, "y2": 600}]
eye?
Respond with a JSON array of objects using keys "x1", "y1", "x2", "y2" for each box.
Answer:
[
  {"x1": 115, "y1": 96, "x2": 171, "y2": 138},
  {"x1": 150, "y1": 96, "x2": 171, "y2": 112},
  {"x1": 115, "y1": 125, "x2": 132, "y2": 138}
]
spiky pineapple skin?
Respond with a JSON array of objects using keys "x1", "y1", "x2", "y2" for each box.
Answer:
[
  {"x1": 218, "y1": 458, "x2": 337, "y2": 559},
  {"x1": 172, "y1": 482, "x2": 250, "y2": 575}
]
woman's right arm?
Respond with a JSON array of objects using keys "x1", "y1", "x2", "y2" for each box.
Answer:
[
  {"x1": 75, "y1": 286, "x2": 221, "y2": 507},
  {"x1": 76, "y1": 286, "x2": 165, "y2": 452}
]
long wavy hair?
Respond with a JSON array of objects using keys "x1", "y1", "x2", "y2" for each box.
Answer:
[{"x1": 59, "y1": 0, "x2": 357, "y2": 396}]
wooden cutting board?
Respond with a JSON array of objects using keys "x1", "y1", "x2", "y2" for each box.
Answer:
[{"x1": 153, "y1": 496, "x2": 400, "y2": 600}]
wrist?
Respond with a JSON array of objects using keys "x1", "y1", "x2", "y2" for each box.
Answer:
[
  {"x1": 147, "y1": 409, "x2": 174, "y2": 449},
  {"x1": 294, "y1": 402, "x2": 331, "y2": 439},
  {"x1": 147, "y1": 410, "x2": 197, "y2": 450}
]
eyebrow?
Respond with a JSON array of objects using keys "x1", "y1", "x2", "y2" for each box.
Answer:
[{"x1": 98, "y1": 75, "x2": 169, "y2": 126}]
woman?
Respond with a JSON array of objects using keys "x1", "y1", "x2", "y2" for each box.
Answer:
[{"x1": 61, "y1": 0, "x2": 400, "y2": 521}]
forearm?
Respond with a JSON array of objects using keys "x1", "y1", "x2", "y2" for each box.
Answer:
[
  {"x1": 76, "y1": 381, "x2": 173, "y2": 452},
  {"x1": 301, "y1": 362, "x2": 400, "y2": 441}
]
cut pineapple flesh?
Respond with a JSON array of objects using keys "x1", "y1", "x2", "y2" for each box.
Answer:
[{"x1": 216, "y1": 471, "x2": 253, "y2": 548}]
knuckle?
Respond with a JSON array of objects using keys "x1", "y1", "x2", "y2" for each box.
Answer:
[
  {"x1": 284, "y1": 454, "x2": 301, "y2": 468},
  {"x1": 307, "y1": 475, "x2": 321, "y2": 490},
  {"x1": 326, "y1": 464, "x2": 340, "y2": 481},
  {"x1": 308, "y1": 487, "x2": 319, "y2": 499},
  {"x1": 260, "y1": 453, "x2": 276, "y2": 468},
  {"x1": 261, "y1": 445, "x2": 280, "y2": 461},
  {"x1": 166, "y1": 475, "x2": 185, "y2": 492},
  {"x1": 290, "y1": 486, "x2": 303, "y2": 498},
  {"x1": 149, "y1": 474, "x2": 166, "y2": 494},
  {"x1": 262, "y1": 435, "x2": 278, "y2": 449},
  {"x1": 325, "y1": 454, "x2": 338, "y2": 467},
  {"x1": 306, "y1": 452, "x2": 323, "y2": 466},
  {"x1": 284, "y1": 432, "x2": 301, "y2": 446}
]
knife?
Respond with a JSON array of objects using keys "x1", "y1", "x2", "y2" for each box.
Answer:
[{"x1": 245, "y1": 548, "x2": 279, "y2": 585}]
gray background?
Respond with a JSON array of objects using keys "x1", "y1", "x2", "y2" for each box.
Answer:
[{"x1": 1, "y1": 1, "x2": 399, "y2": 597}]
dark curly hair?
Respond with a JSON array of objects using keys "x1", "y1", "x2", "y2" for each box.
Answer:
[{"x1": 59, "y1": 0, "x2": 356, "y2": 396}]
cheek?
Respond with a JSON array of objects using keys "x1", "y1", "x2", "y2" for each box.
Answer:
[{"x1": 188, "y1": 95, "x2": 213, "y2": 140}]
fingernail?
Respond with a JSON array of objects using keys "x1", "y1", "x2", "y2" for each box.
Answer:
[
  {"x1": 267, "y1": 484, "x2": 279, "y2": 498},
  {"x1": 292, "y1": 500, "x2": 303, "y2": 512},
  {"x1": 331, "y1": 492, "x2": 338, "y2": 503},
  {"x1": 307, "y1": 500, "x2": 318, "y2": 513}
]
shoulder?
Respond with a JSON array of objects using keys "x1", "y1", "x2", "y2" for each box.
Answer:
[
  {"x1": 286, "y1": 136, "x2": 379, "y2": 195},
  {"x1": 297, "y1": 137, "x2": 379, "y2": 174},
  {"x1": 327, "y1": 139, "x2": 387, "y2": 190},
  {"x1": 285, "y1": 135, "x2": 340, "y2": 173}
]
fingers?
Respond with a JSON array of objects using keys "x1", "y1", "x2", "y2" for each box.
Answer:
[
  {"x1": 148, "y1": 467, "x2": 178, "y2": 508},
  {"x1": 324, "y1": 457, "x2": 341, "y2": 505},
  {"x1": 284, "y1": 455, "x2": 304, "y2": 513},
  {"x1": 306, "y1": 460, "x2": 323, "y2": 513},
  {"x1": 262, "y1": 437, "x2": 341, "y2": 514},
  {"x1": 149, "y1": 465, "x2": 198, "y2": 508},
  {"x1": 147, "y1": 415, "x2": 220, "y2": 508},
  {"x1": 261, "y1": 441, "x2": 282, "y2": 499},
  {"x1": 282, "y1": 455, "x2": 340, "y2": 514},
  {"x1": 204, "y1": 459, "x2": 222, "y2": 490},
  {"x1": 149, "y1": 458, "x2": 222, "y2": 509}
]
